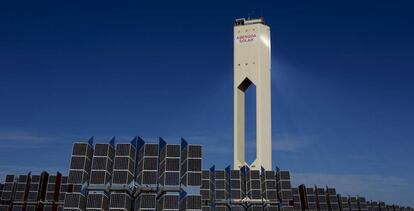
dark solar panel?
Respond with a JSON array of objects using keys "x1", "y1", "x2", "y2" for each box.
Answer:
[
  {"x1": 250, "y1": 170, "x2": 260, "y2": 179},
  {"x1": 15, "y1": 191, "x2": 25, "y2": 200},
  {"x1": 92, "y1": 157, "x2": 107, "y2": 170},
  {"x1": 266, "y1": 190, "x2": 277, "y2": 200},
  {"x1": 201, "y1": 189, "x2": 210, "y2": 200},
  {"x1": 215, "y1": 170, "x2": 225, "y2": 179},
  {"x1": 250, "y1": 190, "x2": 261, "y2": 199},
  {"x1": 68, "y1": 170, "x2": 86, "y2": 184},
  {"x1": 215, "y1": 180, "x2": 225, "y2": 189},
  {"x1": 114, "y1": 157, "x2": 129, "y2": 170},
  {"x1": 201, "y1": 180, "x2": 209, "y2": 189},
  {"x1": 231, "y1": 190, "x2": 241, "y2": 199},
  {"x1": 46, "y1": 192, "x2": 54, "y2": 201},
  {"x1": 64, "y1": 193, "x2": 81, "y2": 208},
  {"x1": 188, "y1": 145, "x2": 202, "y2": 158},
  {"x1": 215, "y1": 190, "x2": 226, "y2": 200},
  {"x1": 115, "y1": 144, "x2": 131, "y2": 156},
  {"x1": 87, "y1": 194, "x2": 103, "y2": 208},
  {"x1": 280, "y1": 171, "x2": 290, "y2": 180},
  {"x1": 230, "y1": 170, "x2": 240, "y2": 179},
  {"x1": 251, "y1": 180, "x2": 261, "y2": 189},
  {"x1": 139, "y1": 194, "x2": 156, "y2": 208},
  {"x1": 27, "y1": 191, "x2": 38, "y2": 201},
  {"x1": 12, "y1": 205, "x2": 24, "y2": 211},
  {"x1": 281, "y1": 190, "x2": 293, "y2": 200},
  {"x1": 61, "y1": 176, "x2": 68, "y2": 183},
  {"x1": 166, "y1": 145, "x2": 181, "y2": 157},
  {"x1": 230, "y1": 180, "x2": 241, "y2": 189},
  {"x1": 16, "y1": 183, "x2": 26, "y2": 191},
  {"x1": 1, "y1": 191, "x2": 12, "y2": 200},
  {"x1": 110, "y1": 193, "x2": 130, "y2": 209},
  {"x1": 18, "y1": 175, "x2": 28, "y2": 183},
  {"x1": 202, "y1": 171, "x2": 210, "y2": 179},
  {"x1": 165, "y1": 172, "x2": 180, "y2": 186},
  {"x1": 188, "y1": 159, "x2": 202, "y2": 171},
  {"x1": 5, "y1": 175, "x2": 15, "y2": 183},
  {"x1": 90, "y1": 171, "x2": 106, "y2": 184},
  {"x1": 280, "y1": 181, "x2": 291, "y2": 189},
  {"x1": 144, "y1": 144, "x2": 159, "y2": 156},
  {"x1": 266, "y1": 181, "x2": 276, "y2": 189},
  {"x1": 29, "y1": 183, "x2": 39, "y2": 191},
  {"x1": 43, "y1": 205, "x2": 53, "y2": 211},
  {"x1": 143, "y1": 171, "x2": 157, "y2": 185},
  {"x1": 163, "y1": 194, "x2": 179, "y2": 209},
  {"x1": 165, "y1": 158, "x2": 180, "y2": 171},
  {"x1": 187, "y1": 172, "x2": 202, "y2": 186},
  {"x1": 94, "y1": 144, "x2": 109, "y2": 156},
  {"x1": 73, "y1": 143, "x2": 87, "y2": 156},
  {"x1": 143, "y1": 157, "x2": 158, "y2": 170},
  {"x1": 185, "y1": 195, "x2": 202, "y2": 209},
  {"x1": 112, "y1": 171, "x2": 133, "y2": 184}
]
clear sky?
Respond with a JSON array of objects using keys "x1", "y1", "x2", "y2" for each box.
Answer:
[{"x1": 0, "y1": 0, "x2": 413, "y2": 206}]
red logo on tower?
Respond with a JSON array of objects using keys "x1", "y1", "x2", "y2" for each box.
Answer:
[{"x1": 236, "y1": 34, "x2": 257, "y2": 44}]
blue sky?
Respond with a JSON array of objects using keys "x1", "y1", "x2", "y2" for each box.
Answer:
[{"x1": 0, "y1": 0, "x2": 413, "y2": 206}]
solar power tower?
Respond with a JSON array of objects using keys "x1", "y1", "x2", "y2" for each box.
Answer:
[
  {"x1": 109, "y1": 140, "x2": 136, "y2": 211},
  {"x1": 179, "y1": 139, "x2": 202, "y2": 211},
  {"x1": 233, "y1": 17, "x2": 272, "y2": 171},
  {"x1": 86, "y1": 139, "x2": 115, "y2": 211},
  {"x1": 64, "y1": 138, "x2": 94, "y2": 211}
]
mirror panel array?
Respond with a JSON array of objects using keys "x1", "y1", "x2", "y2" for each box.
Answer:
[
  {"x1": 59, "y1": 137, "x2": 204, "y2": 211},
  {"x1": 0, "y1": 172, "x2": 67, "y2": 211},
  {"x1": 0, "y1": 138, "x2": 413, "y2": 211}
]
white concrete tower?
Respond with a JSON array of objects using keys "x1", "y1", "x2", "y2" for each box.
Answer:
[{"x1": 233, "y1": 18, "x2": 272, "y2": 170}]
